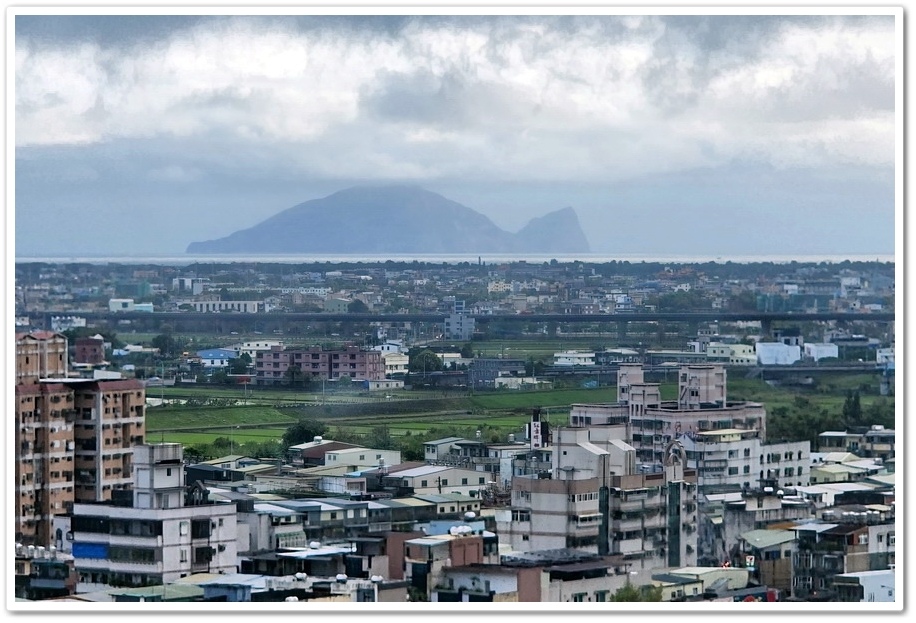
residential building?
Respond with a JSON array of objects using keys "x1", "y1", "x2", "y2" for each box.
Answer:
[
  {"x1": 196, "y1": 348, "x2": 238, "y2": 370},
  {"x1": 74, "y1": 336, "x2": 106, "y2": 365},
  {"x1": 832, "y1": 569, "x2": 896, "y2": 603},
  {"x1": 56, "y1": 443, "x2": 238, "y2": 593},
  {"x1": 14, "y1": 543, "x2": 78, "y2": 601},
  {"x1": 15, "y1": 378, "x2": 146, "y2": 547},
  {"x1": 505, "y1": 425, "x2": 698, "y2": 572},
  {"x1": 255, "y1": 345, "x2": 384, "y2": 385},
  {"x1": 16, "y1": 330, "x2": 69, "y2": 384}
]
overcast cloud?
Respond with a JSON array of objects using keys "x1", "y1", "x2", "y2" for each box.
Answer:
[{"x1": 14, "y1": 13, "x2": 897, "y2": 257}]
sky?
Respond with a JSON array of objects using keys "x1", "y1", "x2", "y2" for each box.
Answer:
[{"x1": 12, "y1": 10, "x2": 899, "y2": 258}]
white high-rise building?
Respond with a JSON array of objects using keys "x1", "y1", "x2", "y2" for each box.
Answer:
[{"x1": 56, "y1": 443, "x2": 238, "y2": 592}]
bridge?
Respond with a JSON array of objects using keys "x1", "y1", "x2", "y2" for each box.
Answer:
[{"x1": 33, "y1": 310, "x2": 894, "y2": 338}]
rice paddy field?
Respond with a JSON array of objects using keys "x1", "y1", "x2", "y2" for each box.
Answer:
[{"x1": 146, "y1": 371, "x2": 893, "y2": 447}]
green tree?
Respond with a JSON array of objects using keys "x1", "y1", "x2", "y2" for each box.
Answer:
[
  {"x1": 460, "y1": 342, "x2": 475, "y2": 359},
  {"x1": 229, "y1": 353, "x2": 252, "y2": 375},
  {"x1": 842, "y1": 390, "x2": 863, "y2": 427},
  {"x1": 610, "y1": 583, "x2": 663, "y2": 602},
  {"x1": 409, "y1": 349, "x2": 443, "y2": 373},
  {"x1": 282, "y1": 417, "x2": 328, "y2": 447},
  {"x1": 151, "y1": 333, "x2": 179, "y2": 358},
  {"x1": 284, "y1": 364, "x2": 306, "y2": 387},
  {"x1": 347, "y1": 299, "x2": 370, "y2": 313}
]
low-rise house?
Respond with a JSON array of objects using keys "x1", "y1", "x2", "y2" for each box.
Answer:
[{"x1": 735, "y1": 529, "x2": 796, "y2": 594}]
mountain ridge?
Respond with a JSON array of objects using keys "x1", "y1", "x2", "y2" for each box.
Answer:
[{"x1": 185, "y1": 185, "x2": 591, "y2": 254}]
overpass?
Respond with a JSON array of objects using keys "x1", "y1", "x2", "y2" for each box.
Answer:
[{"x1": 33, "y1": 310, "x2": 894, "y2": 338}]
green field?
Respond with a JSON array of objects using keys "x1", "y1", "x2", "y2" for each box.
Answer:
[{"x1": 145, "y1": 370, "x2": 893, "y2": 448}]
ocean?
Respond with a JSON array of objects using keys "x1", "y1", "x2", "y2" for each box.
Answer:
[{"x1": 13, "y1": 253, "x2": 897, "y2": 265}]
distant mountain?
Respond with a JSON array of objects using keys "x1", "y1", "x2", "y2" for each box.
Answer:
[{"x1": 185, "y1": 185, "x2": 591, "y2": 254}]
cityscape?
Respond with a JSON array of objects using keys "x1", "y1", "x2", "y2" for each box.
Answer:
[
  {"x1": 12, "y1": 256, "x2": 897, "y2": 606},
  {"x1": 11, "y1": 9, "x2": 899, "y2": 612}
]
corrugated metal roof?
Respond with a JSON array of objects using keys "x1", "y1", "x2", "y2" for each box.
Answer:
[{"x1": 739, "y1": 529, "x2": 796, "y2": 549}]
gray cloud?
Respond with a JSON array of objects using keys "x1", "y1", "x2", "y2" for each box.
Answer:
[{"x1": 14, "y1": 13, "x2": 897, "y2": 257}]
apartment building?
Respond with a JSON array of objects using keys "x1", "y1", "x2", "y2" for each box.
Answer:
[
  {"x1": 570, "y1": 364, "x2": 767, "y2": 466},
  {"x1": 255, "y1": 345, "x2": 384, "y2": 385},
  {"x1": 56, "y1": 444, "x2": 238, "y2": 593},
  {"x1": 15, "y1": 373, "x2": 146, "y2": 546},
  {"x1": 677, "y1": 429, "x2": 810, "y2": 494},
  {"x1": 505, "y1": 425, "x2": 698, "y2": 573},
  {"x1": 16, "y1": 330, "x2": 69, "y2": 384}
]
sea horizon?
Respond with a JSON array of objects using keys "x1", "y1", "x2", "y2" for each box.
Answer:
[{"x1": 14, "y1": 252, "x2": 896, "y2": 266}]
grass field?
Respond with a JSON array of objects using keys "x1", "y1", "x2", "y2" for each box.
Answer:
[{"x1": 144, "y1": 370, "x2": 892, "y2": 447}]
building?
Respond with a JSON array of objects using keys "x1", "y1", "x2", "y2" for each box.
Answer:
[
  {"x1": 74, "y1": 336, "x2": 106, "y2": 365},
  {"x1": 570, "y1": 364, "x2": 767, "y2": 466},
  {"x1": 381, "y1": 351, "x2": 409, "y2": 377},
  {"x1": 196, "y1": 348, "x2": 238, "y2": 370},
  {"x1": 183, "y1": 299, "x2": 263, "y2": 313},
  {"x1": 255, "y1": 345, "x2": 384, "y2": 385},
  {"x1": 443, "y1": 301, "x2": 475, "y2": 341},
  {"x1": 14, "y1": 543, "x2": 78, "y2": 600},
  {"x1": 755, "y1": 342, "x2": 801, "y2": 366},
  {"x1": 553, "y1": 350, "x2": 596, "y2": 366},
  {"x1": 15, "y1": 377, "x2": 146, "y2": 547},
  {"x1": 803, "y1": 343, "x2": 839, "y2": 362},
  {"x1": 504, "y1": 423, "x2": 698, "y2": 573},
  {"x1": 56, "y1": 443, "x2": 238, "y2": 593},
  {"x1": 16, "y1": 330, "x2": 69, "y2": 384},
  {"x1": 832, "y1": 569, "x2": 896, "y2": 603}
]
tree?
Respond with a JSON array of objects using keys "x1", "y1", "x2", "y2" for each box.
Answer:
[
  {"x1": 284, "y1": 364, "x2": 305, "y2": 387},
  {"x1": 610, "y1": 583, "x2": 663, "y2": 602},
  {"x1": 229, "y1": 353, "x2": 252, "y2": 375},
  {"x1": 409, "y1": 349, "x2": 443, "y2": 373},
  {"x1": 151, "y1": 333, "x2": 179, "y2": 358},
  {"x1": 282, "y1": 417, "x2": 328, "y2": 447},
  {"x1": 347, "y1": 299, "x2": 369, "y2": 313},
  {"x1": 842, "y1": 390, "x2": 864, "y2": 427},
  {"x1": 460, "y1": 342, "x2": 475, "y2": 359}
]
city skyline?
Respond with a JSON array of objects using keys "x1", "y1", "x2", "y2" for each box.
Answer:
[{"x1": 13, "y1": 10, "x2": 899, "y2": 257}]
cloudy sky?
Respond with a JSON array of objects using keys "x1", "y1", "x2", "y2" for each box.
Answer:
[{"x1": 13, "y1": 11, "x2": 898, "y2": 258}]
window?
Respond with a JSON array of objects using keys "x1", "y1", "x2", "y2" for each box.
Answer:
[
  {"x1": 728, "y1": 467, "x2": 739, "y2": 475},
  {"x1": 572, "y1": 593, "x2": 587, "y2": 602},
  {"x1": 462, "y1": 478, "x2": 468, "y2": 485},
  {"x1": 743, "y1": 465, "x2": 750, "y2": 474},
  {"x1": 180, "y1": 522, "x2": 189, "y2": 536},
  {"x1": 421, "y1": 480, "x2": 428, "y2": 487},
  {"x1": 180, "y1": 549, "x2": 188, "y2": 563},
  {"x1": 166, "y1": 468, "x2": 172, "y2": 477}
]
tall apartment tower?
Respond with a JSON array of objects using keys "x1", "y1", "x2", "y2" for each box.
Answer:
[{"x1": 14, "y1": 331, "x2": 146, "y2": 546}]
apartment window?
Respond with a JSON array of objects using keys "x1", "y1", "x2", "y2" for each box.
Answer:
[
  {"x1": 462, "y1": 478, "x2": 468, "y2": 485},
  {"x1": 572, "y1": 593, "x2": 587, "y2": 602},
  {"x1": 743, "y1": 465, "x2": 750, "y2": 474},
  {"x1": 728, "y1": 467, "x2": 739, "y2": 475},
  {"x1": 595, "y1": 591, "x2": 609, "y2": 602},
  {"x1": 166, "y1": 468, "x2": 172, "y2": 477},
  {"x1": 180, "y1": 521, "x2": 189, "y2": 536},
  {"x1": 421, "y1": 480, "x2": 428, "y2": 487},
  {"x1": 479, "y1": 477, "x2": 486, "y2": 484},
  {"x1": 180, "y1": 549, "x2": 188, "y2": 563}
]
